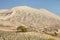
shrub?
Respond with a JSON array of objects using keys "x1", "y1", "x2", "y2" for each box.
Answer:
[
  {"x1": 51, "y1": 32, "x2": 58, "y2": 36},
  {"x1": 16, "y1": 26, "x2": 28, "y2": 32},
  {"x1": 43, "y1": 28, "x2": 58, "y2": 36},
  {"x1": 47, "y1": 38, "x2": 55, "y2": 40}
]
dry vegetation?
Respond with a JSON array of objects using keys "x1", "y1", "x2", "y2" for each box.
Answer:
[{"x1": 0, "y1": 31, "x2": 58, "y2": 40}]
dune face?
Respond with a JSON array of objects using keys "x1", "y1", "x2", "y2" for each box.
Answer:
[{"x1": 0, "y1": 6, "x2": 60, "y2": 40}]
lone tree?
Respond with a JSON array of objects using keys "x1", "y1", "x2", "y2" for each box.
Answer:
[{"x1": 16, "y1": 26, "x2": 28, "y2": 32}]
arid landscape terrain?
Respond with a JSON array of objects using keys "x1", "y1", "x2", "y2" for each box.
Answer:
[{"x1": 0, "y1": 6, "x2": 60, "y2": 40}]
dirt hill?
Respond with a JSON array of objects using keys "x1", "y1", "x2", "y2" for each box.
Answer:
[{"x1": 0, "y1": 6, "x2": 60, "y2": 40}]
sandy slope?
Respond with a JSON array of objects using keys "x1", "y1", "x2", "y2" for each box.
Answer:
[{"x1": 0, "y1": 32, "x2": 59, "y2": 40}]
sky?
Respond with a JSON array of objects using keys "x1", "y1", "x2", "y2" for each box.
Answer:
[{"x1": 0, "y1": 0, "x2": 60, "y2": 16}]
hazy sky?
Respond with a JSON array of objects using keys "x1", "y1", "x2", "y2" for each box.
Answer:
[{"x1": 0, "y1": 0, "x2": 60, "y2": 15}]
